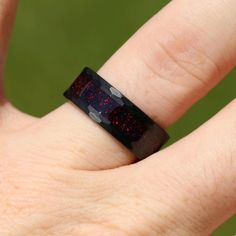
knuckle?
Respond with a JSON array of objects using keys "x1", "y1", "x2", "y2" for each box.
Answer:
[{"x1": 142, "y1": 21, "x2": 221, "y2": 91}]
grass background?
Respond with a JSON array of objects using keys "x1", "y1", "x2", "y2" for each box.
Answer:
[{"x1": 5, "y1": 0, "x2": 236, "y2": 235}]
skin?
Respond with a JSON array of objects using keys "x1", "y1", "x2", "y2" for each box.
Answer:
[{"x1": 0, "y1": 0, "x2": 235, "y2": 235}]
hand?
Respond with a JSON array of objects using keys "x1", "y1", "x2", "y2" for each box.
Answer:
[{"x1": 0, "y1": 0, "x2": 235, "y2": 235}]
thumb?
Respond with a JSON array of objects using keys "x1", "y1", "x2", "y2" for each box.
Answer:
[{"x1": 145, "y1": 99, "x2": 236, "y2": 234}]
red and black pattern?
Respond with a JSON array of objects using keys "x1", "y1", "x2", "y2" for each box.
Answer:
[{"x1": 64, "y1": 67, "x2": 169, "y2": 160}]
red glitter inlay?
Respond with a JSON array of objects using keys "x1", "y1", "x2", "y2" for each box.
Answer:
[
  {"x1": 71, "y1": 75, "x2": 91, "y2": 96},
  {"x1": 80, "y1": 81, "x2": 119, "y2": 119},
  {"x1": 109, "y1": 106, "x2": 147, "y2": 141}
]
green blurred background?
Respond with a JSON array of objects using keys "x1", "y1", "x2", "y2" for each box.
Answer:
[{"x1": 5, "y1": 0, "x2": 235, "y2": 235}]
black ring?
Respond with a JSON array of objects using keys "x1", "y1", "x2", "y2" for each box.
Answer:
[{"x1": 64, "y1": 67, "x2": 169, "y2": 160}]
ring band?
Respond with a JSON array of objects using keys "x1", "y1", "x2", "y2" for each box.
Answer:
[{"x1": 64, "y1": 67, "x2": 169, "y2": 160}]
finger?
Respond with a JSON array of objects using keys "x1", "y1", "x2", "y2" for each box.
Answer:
[
  {"x1": 0, "y1": 0, "x2": 18, "y2": 100},
  {"x1": 141, "y1": 99, "x2": 236, "y2": 235},
  {"x1": 0, "y1": 0, "x2": 38, "y2": 130},
  {"x1": 42, "y1": 0, "x2": 236, "y2": 170}
]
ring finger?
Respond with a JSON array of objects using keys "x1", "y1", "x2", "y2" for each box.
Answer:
[{"x1": 36, "y1": 0, "x2": 236, "y2": 170}]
